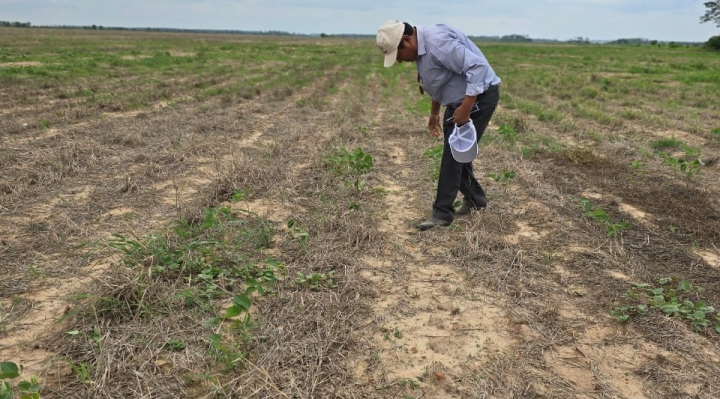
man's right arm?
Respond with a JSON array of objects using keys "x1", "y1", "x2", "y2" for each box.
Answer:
[{"x1": 428, "y1": 99, "x2": 442, "y2": 138}]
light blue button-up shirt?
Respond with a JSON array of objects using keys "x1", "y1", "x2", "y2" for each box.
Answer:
[{"x1": 416, "y1": 25, "x2": 501, "y2": 107}]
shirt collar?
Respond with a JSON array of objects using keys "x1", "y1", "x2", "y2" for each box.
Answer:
[{"x1": 416, "y1": 26, "x2": 426, "y2": 57}]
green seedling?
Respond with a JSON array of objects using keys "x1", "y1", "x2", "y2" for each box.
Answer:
[
  {"x1": 397, "y1": 378, "x2": 421, "y2": 389},
  {"x1": 581, "y1": 198, "x2": 631, "y2": 237},
  {"x1": 207, "y1": 332, "x2": 248, "y2": 371},
  {"x1": 1, "y1": 362, "x2": 41, "y2": 399},
  {"x1": 650, "y1": 138, "x2": 703, "y2": 178},
  {"x1": 656, "y1": 150, "x2": 704, "y2": 178},
  {"x1": 287, "y1": 219, "x2": 309, "y2": 252},
  {"x1": 712, "y1": 127, "x2": 720, "y2": 139},
  {"x1": 163, "y1": 339, "x2": 186, "y2": 351},
  {"x1": 65, "y1": 360, "x2": 92, "y2": 384},
  {"x1": 487, "y1": 169, "x2": 516, "y2": 191},
  {"x1": 326, "y1": 147, "x2": 374, "y2": 191},
  {"x1": 296, "y1": 271, "x2": 336, "y2": 291},
  {"x1": 497, "y1": 123, "x2": 518, "y2": 143},
  {"x1": 611, "y1": 278, "x2": 720, "y2": 334},
  {"x1": 423, "y1": 144, "x2": 443, "y2": 182}
]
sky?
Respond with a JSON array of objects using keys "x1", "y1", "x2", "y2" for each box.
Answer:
[{"x1": 1, "y1": 0, "x2": 718, "y2": 42}]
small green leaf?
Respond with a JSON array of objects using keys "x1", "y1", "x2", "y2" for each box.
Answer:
[
  {"x1": 715, "y1": 324, "x2": 720, "y2": 334},
  {"x1": 0, "y1": 362, "x2": 20, "y2": 379},
  {"x1": 224, "y1": 305, "x2": 243, "y2": 318},
  {"x1": 232, "y1": 294, "x2": 252, "y2": 311},
  {"x1": 661, "y1": 304, "x2": 680, "y2": 314},
  {"x1": 65, "y1": 330, "x2": 80, "y2": 335},
  {"x1": 204, "y1": 317, "x2": 220, "y2": 327},
  {"x1": 692, "y1": 310, "x2": 708, "y2": 320},
  {"x1": 677, "y1": 280, "x2": 691, "y2": 291},
  {"x1": 618, "y1": 315, "x2": 630, "y2": 322},
  {"x1": 659, "y1": 277, "x2": 672, "y2": 285},
  {"x1": 0, "y1": 384, "x2": 12, "y2": 399}
]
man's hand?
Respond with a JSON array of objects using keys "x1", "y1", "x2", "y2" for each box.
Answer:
[
  {"x1": 453, "y1": 95, "x2": 478, "y2": 126},
  {"x1": 452, "y1": 107, "x2": 471, "y2": 126},
  {"x1": 428, "y1": 114, "x2": 442, "y2": 138}
]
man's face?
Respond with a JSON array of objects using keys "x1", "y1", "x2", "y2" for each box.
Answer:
[{"x1": 396, "y1": 36, "x2": 417, "y2": 63}]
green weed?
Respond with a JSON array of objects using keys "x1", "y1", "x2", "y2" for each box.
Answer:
[
  {"x1": 397, "y1": 378, "x2": 421, "y2": 389},
  {"x1": 65, "y1": 360, "x2": 92, "y2": 384},
  {"x1": 611, "y1": 278, "x2": 720, "y2": 333},
  {"x1": 650, "y1": 137, "x2": 684, "y2": 151},
  {"x1": 655, "y1": 148, "x2": 704, "y2": 178},
  {"x1": 76, "y1": 189, "x2": 283, "y2": 372},
  {"x1": 487, "y1": 170, "x2": 516, "y2": 191},
  {"x1": 581, "y1": 198, "x2": 631, "y2": 237},
  {"x1": 296, "y1": 271, "x2": 336, "y2": 291},
  {"x1": 497, "y1": 123, "x2": 518, "y2": 143},
  {"x1": 287, "y1": 219, "x2": 309, "y2": 253},
  {"x1": 163, "y1": 339, "x2": 186, "y2": 351},
  {"x1": 326, "y1": 147, "x2": 374, "y2": 191},
  {"x1": 0, "y1": 362, "x2": 41, "y2": 399},
  {"x1": 422, "y1": 144, "x2": 443, "y2": 182}
]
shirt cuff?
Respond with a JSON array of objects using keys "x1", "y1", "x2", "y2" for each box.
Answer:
[{"x1": 465, "y1": 82, "x2": 484, "y2": 97}]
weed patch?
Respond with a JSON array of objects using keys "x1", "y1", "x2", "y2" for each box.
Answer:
[
  {"x1": 611, "y1": 278, "x2": 720, "y2": 334},
  {"x1": 296, "y1": 271, "x2": 337, "y2": 291},
  {"x1": 581, "y1": 198, "x2": 631, "y2": 237},
  {"x1": 487, "y1": 170, "x2": 516, "y2": 191},
  {"x1": 0, "y1": 362, "x2": 41, "y2": 399},
  {"x1": 326, "y1": 147, "x2": 374, "y2": 191},
  {"x1": 67, "y1": 190, "x2": 284, "y2": 381},
  {"x1": 422, "y1": 144, "x2": 443, "y2": 182}
]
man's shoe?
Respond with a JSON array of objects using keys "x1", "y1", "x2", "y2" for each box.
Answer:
[
  {"x1": 417, "y1": 216, "x2": 452, "y2": 231},
  {"x1": 455, "y1": 201, "x2": 485, "y2": 216}
]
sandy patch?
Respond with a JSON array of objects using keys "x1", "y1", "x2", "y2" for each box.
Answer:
[{"x1": 0, "y1": 61, "x2": 42, "y2": 67}]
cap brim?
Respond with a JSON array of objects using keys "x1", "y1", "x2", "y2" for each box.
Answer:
[
  {"x1": 450, "y1": 145, "x2": 478, "y2": 163},
  {"x1": 383, "y1": 50, "x2": 397, "y2": 67}
]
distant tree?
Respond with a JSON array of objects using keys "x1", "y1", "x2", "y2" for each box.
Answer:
[
  {"x1": 700, "y1": 1, "x2": 720, "y2": 26},
  {"x1": 706, "y1": 35, "x2": 720, "y2": 50},
  {"x1": 500, "y1": 34, "x2": 532, "y2": 42},
  {"x1": 7, "y1": 21, "x2": 31, "y2": 27},
  {"x1": 568, "y1": 36, "x2": 590, "y2": 44}
]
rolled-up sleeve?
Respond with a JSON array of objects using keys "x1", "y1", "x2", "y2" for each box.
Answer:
[{"x1": 435, "y1": 34, "x2": 491, "y2": 97}]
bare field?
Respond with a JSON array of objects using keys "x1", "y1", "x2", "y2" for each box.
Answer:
[{"x1": 1, "y1": 27, "x2": 720, "y2": 398}]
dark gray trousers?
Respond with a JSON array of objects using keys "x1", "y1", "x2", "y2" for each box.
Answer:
[{"x1": 433, "y1": 85, "x2": 499, "y2": 222}]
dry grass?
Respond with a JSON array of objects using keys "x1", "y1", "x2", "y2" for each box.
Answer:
[{"x1": 1, "y1": 28, "x2": 720, "y2": 399}]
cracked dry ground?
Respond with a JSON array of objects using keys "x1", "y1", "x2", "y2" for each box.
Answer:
[{"x1": 2, "y1": 34, "x2": 720, "y2": 398}]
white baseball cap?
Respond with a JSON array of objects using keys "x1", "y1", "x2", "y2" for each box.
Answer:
[
  {"x1": 449, "y1": 122, "x2": 478, "y2": 163},
  {"x1": 376, "y1": 20, "x2": 404, "y2": 67}
]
